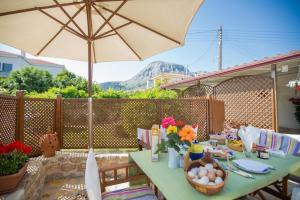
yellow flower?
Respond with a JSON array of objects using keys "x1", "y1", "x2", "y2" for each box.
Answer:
[{"x1": 166, "y1": 125, "x2": 177, "y2": 134}]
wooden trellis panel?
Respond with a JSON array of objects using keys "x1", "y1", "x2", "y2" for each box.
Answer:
[
  {"x1": 0, "y1": 95, "x2": 17, "y2": 144},
  {"x1": 215, "y1": 76, "x2": 273, "y2": 129},
  {"x1": 160, "y1": 99, "x2": 209, "y2": 141},
  {"x1": 24, "y1": 98, "x2": 56, "y2": 155},
  {"x1": 62, "y1": 99, "x2": 209, "y2": 149},
  {"x1": 183, "y1": 84, "x2": 213, "y2": 98},
  {"x1": 62, "y1": 99, "x2": 89, "y2": 148}
]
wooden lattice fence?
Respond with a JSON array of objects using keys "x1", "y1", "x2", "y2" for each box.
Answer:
[
  {"x1": 0, "y1": 95, "x2": 17, "y2": 144},
  {"x1": 62, "y1": 98, "x2": 209, "y2": 149},
  {"x1": 23, "y1": 98, "x2": 56, "y2": 155},
  {"x1": 0, "y1": 93, "x2": 213, "y2": 154},
  {"x1": 183, "y1": 84, "x2": 214, "y2": 98},
  {"x1": 215, "y1": 76, "x2": 273, "y2": 129},
  {"x1": 181, "y1": 75, "x2": 274, "y2": 130}
]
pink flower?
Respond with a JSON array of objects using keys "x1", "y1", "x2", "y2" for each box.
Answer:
[{"x1": 162, "y1": 117, "x2": 176, "y2": 129}]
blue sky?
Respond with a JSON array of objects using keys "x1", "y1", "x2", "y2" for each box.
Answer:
[{"x1": 1, "y1": 0, "x2": 300, "y2": 83}]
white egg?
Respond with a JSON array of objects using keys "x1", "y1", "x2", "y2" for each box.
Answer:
[
  {"x1": 188, "y1": 171, "x2": 197, "y2": 179},
  {"x1": 216, "y1": 170, "x2": 224, "y2": 177},
  {"x1": 197, "y1": 176, "x2": 209, "y2": 185},
  {"x1": 190, "y1": 167, "x2": 199, "y2": 174},
  {"x1": 199, "y1": 166, "x2": 206, "y2": 171},
  {"x1": 208, "y1": 182, "x2": 216, "y2": 185},
  {"x1": 205, "y1": 163, "x2": 214, "y2": 170},
  {"x1": 192, "y1": 178, "x2": 199, "y2": 183},
  {"x1": 215, "y1": 176, "x2": 223, "y2": 184},
  {"x1": 198, "y1": 169, "x2": 208, "y2": 177}
]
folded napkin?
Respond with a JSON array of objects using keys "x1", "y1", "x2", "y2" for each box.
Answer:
[
  {"x1": 239, "y1": 125, "x2": 261, "y2": 152},
  {"x1": 233, "y1": 159, "x2": 270, "y2": 173}
]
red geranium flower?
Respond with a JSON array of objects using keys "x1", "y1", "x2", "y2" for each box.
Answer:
[{"x1": 3, "y1": 140, "x2": 32, "y2": 155}]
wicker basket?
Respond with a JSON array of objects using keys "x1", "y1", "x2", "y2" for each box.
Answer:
[{"x1": 184, "y1": 160, "x2": 227, "y2": 195}]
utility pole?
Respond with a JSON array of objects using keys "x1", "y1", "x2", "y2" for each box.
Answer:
[{"x1": 218, "y1": 25, "x2": 223, "y2": 70}]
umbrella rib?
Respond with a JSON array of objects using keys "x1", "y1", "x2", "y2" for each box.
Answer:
[
  {"x1": 92, "y1": 0, "x2": 127, "y2": 38},
  {"x1": 53, "y1": 0, "x2": 87, "y2": 38},
  {"x1": 93, "y1": 22, "x2": 132, "y2": 40},
  {"x1": 94, "y1": 6, "x2": 141, "y2": 60},
  {"x1": 102, "y1": 7, "x2": 181, "y2": 45},
  {"x1": 0, "y1": 1, "x2": 85, "y2": 16},
  {"x1": 36, "y1": 5, "x2": 86, "y2": 56},
  {"x1": 96, "y1": 32, "x2": 117, "y2": 39},
  {"x1": 38, "y1": 9, "x2": 86, "y2": 40}
]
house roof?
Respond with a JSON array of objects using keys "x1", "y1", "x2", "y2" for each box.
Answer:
[
  {"x1": 161, "y1": 50, "x2": 300, "y2": 89},
  {"x1": 0, "y1": 50, "x2": 65, "y2": 68},
  {"x1": 0, "y1": 51, "x2": 19, "y2": 58}
]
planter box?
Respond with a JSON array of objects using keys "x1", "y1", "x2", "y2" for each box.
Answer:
[{"x1": 0, "y1": 163, "x2": 28, "y2": 194}]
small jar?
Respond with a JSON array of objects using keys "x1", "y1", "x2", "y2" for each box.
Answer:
[{"x1": 257, "y1": 150, "x2": 270, "y2": 159}]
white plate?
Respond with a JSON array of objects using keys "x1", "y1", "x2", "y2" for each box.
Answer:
[{"x1": 232, "y1": 159, "x2": 271, "y2": 174}]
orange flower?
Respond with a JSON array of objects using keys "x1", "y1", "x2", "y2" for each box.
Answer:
[{"x1": 178, "y1": 125, "x2": 196, "y2": 143}]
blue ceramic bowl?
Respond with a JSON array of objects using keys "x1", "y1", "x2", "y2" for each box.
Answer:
[{"x1": 189, "y1": 152, "x2": 204, "y2": 161}]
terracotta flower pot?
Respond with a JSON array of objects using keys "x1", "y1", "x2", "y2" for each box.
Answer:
[{"x1": 0, "y1": 162, "x2": 28, "y2": 194}]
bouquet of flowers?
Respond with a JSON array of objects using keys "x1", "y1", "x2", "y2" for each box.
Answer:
[
  {"x1": 0, "y1": 140, "x2": 32, "y2": 176},
  {"x1": 157, "y1": 116, "x2": 198, "y2": 153}
]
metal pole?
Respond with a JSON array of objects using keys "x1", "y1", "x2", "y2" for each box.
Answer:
[
  {"x1": 218, "y1": 25, "x2": 222, "y2": 70},
  {"x1": 86, "y1": 0, "x2": 93, "y2": 149},
  {"x1": 271, "y1": 64, "x2": 278, "y2": 132}
]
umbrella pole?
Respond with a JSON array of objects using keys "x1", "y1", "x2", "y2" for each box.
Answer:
[{"x1": 88, "y1": 40, "x2": 93, "y2": 149}]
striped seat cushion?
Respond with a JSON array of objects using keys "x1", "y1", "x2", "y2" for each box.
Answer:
[
  {"x1": 102, "y1": 186, "x2": 157, "y2": 200},
  {"x1": 137, "y1": 128, "x2": 151, "y2": 148},
  {"x1": 257, "y1": 129, "x2": 300, "y2": 156}
]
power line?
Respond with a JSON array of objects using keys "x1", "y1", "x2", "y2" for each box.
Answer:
[{"x1": 188, "y1": 33, "x2": 218, "y2": 66}]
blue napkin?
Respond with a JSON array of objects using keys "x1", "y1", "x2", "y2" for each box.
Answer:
[{"x1": 233, "y1": 159, "x2": 270, "y2": 173}]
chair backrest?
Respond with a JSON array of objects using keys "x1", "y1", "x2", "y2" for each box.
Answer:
[
  {"x1": 137, "y1": 128, "x2": 151, "y2": 150},
  {"x1": 252, "y1": 127, "x2": 300, "y2": 157},
  {"x1": 85, "y1": 149, "x2": 102, "y2": 200}
]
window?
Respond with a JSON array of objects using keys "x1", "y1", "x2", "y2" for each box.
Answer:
[
  {"x1": 0, "y1": 63, "x2": 2, "y2": 71},
  {"x1": 2, "y1": 63, "x2": 13, "y2": 72}
]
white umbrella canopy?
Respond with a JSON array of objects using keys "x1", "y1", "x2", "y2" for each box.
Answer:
[
  {"x1": 0, "y1": 0, "x2": 203, "y2": 62},
  {"x1": 0, "y1": 0, "x2": 204, "y2": 148}
]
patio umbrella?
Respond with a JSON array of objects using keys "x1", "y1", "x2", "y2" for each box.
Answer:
[{"x1": 0, "y1": 0, "x2": 204, "y2": 148}]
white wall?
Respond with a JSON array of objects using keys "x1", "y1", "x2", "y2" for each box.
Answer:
[
  {"x1": 277, "y1": 69, "x2": 300, "y2": 129},
  {"x1": 0, "y1": 56, "x2": 64, "y2": 77}
]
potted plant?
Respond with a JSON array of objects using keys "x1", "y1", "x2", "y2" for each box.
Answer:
[
  {"x1": 157, "y1": 116, "x2": 198, "y2": 168},
  {"x1": 0, "y1": 140, "x2": 32, "y2": 194}
]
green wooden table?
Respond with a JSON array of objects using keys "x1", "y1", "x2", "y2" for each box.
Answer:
[{"x1": 129, "y1": 150, "x2": 300, "y2": 200}]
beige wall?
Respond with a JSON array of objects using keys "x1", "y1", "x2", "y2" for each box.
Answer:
[{"x1": 277, "y1": 69, "x2": 300, "y2": 129}]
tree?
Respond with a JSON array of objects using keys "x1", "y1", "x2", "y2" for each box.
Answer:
[
  {"x1": 3, "y1": 67, "x2": 53, "y2": 93},
  {"x1": 53, "y1": 70, "x2": 77, "y2": 89},
  {"x1": 54, "y1": 70, "x2": 101, "y2": 93},
  {"x1": 129, "y1": 86, "x2": 177, "y2": 99}
]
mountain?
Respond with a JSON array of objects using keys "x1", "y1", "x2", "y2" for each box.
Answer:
[{"x1": 100, "y1": 61, "x2": 193, "y2": 90}]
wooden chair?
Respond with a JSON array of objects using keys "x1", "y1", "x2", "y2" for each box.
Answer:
[
  {"x1": 250, "y1": 128, "x2": 300, "y2": 200},
  {"x1": 95, "y1": 125, "x2": 161, "y2": 200}
]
